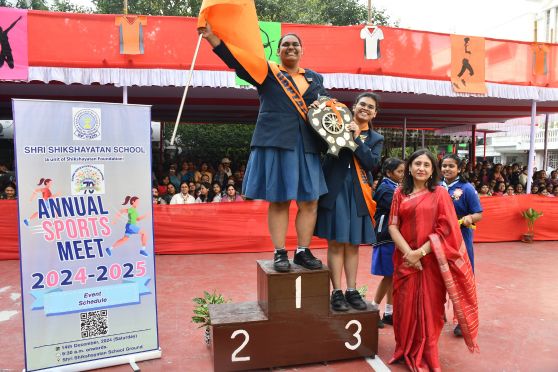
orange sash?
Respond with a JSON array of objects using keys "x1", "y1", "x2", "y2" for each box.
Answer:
[
  {"x1": 324, "y1": 102, "x2": 377, "y2": 225},
  {"x1": 353, "y1": 155, "x2": 377, "y2": 226},
  {"x1": 268, "y1": 62, "x2": 308, "y2": 120}
]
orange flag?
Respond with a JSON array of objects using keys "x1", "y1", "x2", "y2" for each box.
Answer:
[{"x1": 198, "y1": 0, "x2": 267, "y2": 84}]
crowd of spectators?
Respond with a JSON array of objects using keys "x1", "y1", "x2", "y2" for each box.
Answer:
[
  {"x1": 424, "y1": 160, "x2": 558, "y2": 197},
  {"x1": 152, "y1": 156, "x2": 247, "y2": 205},
  {"x1": 1, "y1": 158, "x2": 557, "y2": 202}
]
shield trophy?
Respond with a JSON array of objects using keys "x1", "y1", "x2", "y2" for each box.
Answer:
[{"x1": 307, "y1": 97, "x2": 357, "y2": 157}]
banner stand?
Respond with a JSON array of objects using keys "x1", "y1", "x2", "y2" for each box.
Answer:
[{"x1": 23, "y1": 349, "x2": 162, "y2": 372}]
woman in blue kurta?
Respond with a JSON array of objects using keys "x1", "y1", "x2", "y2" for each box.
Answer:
[
  {"x1": 315, "y1": 93, "x2": 383, "y2": 311},
  {"x1": 199, "y1": 26, "x2": 327, "y2": 272},
  {"x1": 370, "y1": 157, "x2": 405, "y2": 327},
  {"x1": 440, "y1": 153, "x2": 483, "y2": 336}
]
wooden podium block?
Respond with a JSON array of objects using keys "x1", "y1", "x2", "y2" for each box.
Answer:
[
  {"x1": 257, "y1": 260, "x2": 330, "y2": 318},
  {"x1": 209, "y1": 260, "x2": 379, "y2": 371}
]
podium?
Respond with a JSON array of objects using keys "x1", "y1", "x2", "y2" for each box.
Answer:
[{"x1": 209, "y1": 260, "x2": 379, "y2": 371}]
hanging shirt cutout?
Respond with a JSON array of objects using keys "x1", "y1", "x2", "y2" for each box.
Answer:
[
  {"x1": 360, "y1": 26, "x2": 383, "y2": 60},
  {"x1": 115, "y1": 16, "x2": 147, "y2": 55}
]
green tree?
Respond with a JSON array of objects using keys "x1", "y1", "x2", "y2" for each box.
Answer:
[
  {"x1": 93, "y1": 0, "x2": 397, "y2": 26},
  {"x1": 13, "y1": 0, "x2": 49, "y2": 10},
  {"x1": 51, "y1": 0, "x2": 93, "y2": 13},
  {"x1": 163, "y1": 123, "x2": 254, "y2": 165},
  {"x1": 93, "y1": 0, "x2": 201, "y2": 16}
]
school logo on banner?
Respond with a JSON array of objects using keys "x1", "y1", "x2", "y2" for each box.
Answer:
[
  {"x1": 71, "y1": 164, "x2": 105, "y2": 195},
  {"x1": 0, "y1": 7, "x2": 29, "y2": 81},
  {"x1": 73, "y1": 108, "x2": 102, "y2": 141},
  {"x1": 450, "y1": 35, "x2": 486, "y2": 94}
]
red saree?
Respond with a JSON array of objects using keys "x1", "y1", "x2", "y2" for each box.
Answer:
[{"x1": 389, "y1": 186, "x2": 479, "y2": 371}]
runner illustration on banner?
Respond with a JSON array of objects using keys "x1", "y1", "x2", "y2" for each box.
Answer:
[
  {"x1": 0, "y1": 15, "x2": 22, "y2": 69},
  {"x1": 105, "y1": 195, "x2": 149, "y2": 257},
  {"x1": 450, "y1": 35, "x2": 486, "y2": 94},
  {"x1": 24, "y1": 177, "x2": 60, "y2": 226},
  {"x1": 455, "y1": 37, "x2": 474, "y2": 88}
]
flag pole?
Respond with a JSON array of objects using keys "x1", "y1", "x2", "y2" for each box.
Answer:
[{"x1": 170, "y1": 33, "x2": 204, "y2": 146}]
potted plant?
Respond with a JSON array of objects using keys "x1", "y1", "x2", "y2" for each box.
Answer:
[
  {"x1": 192, "y1": 290, "x2": 229, "y2": 345},
  {"x1": 521, "y1": 208, "x2": 543, "y2": 243}
]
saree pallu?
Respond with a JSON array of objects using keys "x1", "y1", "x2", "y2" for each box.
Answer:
[{"x1": 389, "y1": 186, "x2": 479, "y2": 372}]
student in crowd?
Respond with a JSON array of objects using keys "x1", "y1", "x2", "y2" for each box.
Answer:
[
  {"x1": 170, "y1": 182, "x2": 196, "y2": 204},
  {"x1": 221, "y1": 184, "x2": 244, "y2": 202},
  {"x1": 371, "y1": 158, "x2": 404, "y2": 327},
  {"x1": 0, "y1": 182, "x2": 16, "y2": 200}
]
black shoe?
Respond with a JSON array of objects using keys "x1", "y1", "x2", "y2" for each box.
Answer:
[
  {"x1": 293, "y1": 248, "x2": 322, "y2": 270},
  {"x1": 382, "y1": 313, "x2": 393, "y2": 325},
  {"x1": 377, "y1": 318, "x2": 385, "y2": 329},
  {"x1": 273, "y1": 249, "x2": 291, "y2": 272},
  {"x1": 453, "y1": 324, "x2": 463, "y2": 337},
  {"x1": 345, "y1": 290, "x2": 367, "y2": 310},
  {"x1": 331, "y1": 290, "x2": 349, "y2": 312}
]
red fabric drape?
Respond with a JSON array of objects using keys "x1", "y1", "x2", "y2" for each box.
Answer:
[
  {"x1": 0, "y1": 195, "x2": 556, "y2": 260},
  {"x1": 388, "y1": 187, "x2": 478, "y2": 370},
  {"x1": 23, "y1": 10, "x2": 558, "y2": 87}
]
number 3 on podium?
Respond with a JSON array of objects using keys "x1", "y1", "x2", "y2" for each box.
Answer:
[{"x1": 344, "y1": 320, "x2": 362, "y2": 350}]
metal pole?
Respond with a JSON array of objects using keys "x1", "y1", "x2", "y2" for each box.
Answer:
[
  {"x1": 402, "y1": 117, "x2": 407, "y2": 160},
  {"x1": 526, "y1": 100, "x2": 537, "y2": 194},
  {"x1": 471, "y1": 124, "x2": 476, "y2": 168},
  {"x1": 368, "y1": 0, "x2": 372, "y2": 23},
  {"x1": 170, "y1": 33, "x2": 204, "y2": 146},
  {"x1": 543, "y1": 114, "x2": 549, "y2": 170},
  {"x1": 483, "y1": 132, "x2": 486, "y2": 160},
  {"x1": 421, "y1": 130, "x2": 425, "y2": 148},
  {"x1": 122, "y1": 0, "x2": 128, "y2": 103}
]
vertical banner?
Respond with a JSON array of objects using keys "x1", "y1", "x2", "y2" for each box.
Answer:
[
  {"x1": 236, "y1": 21, "x2": 281, "y2": 86},
  {"x1": 13, "y1": 100, "x2": 160, "y2": 371},
  {"x1": 0, "y1": 7, "x2": 29, "y2": 81},
  {"x1": 450, "y1": 34, "x2": 486, "y2": 94}
]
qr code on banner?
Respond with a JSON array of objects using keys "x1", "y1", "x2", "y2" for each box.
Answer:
[{"x1": 80, "y1": 310, "x2": 108, "y2": 338}]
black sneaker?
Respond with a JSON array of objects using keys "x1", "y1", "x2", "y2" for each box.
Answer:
[
  {"x1": 331, "y1": 290, "x2": 349, "y2": 312},
  {"x1": 453, "y1": 324, "x2": 463, "y2": 337},
  {"x1": 273, "y1": 249, "x2": 291, "y2": 272},
  {"x1": 345, "y1": 290, "x2": 367, "y2": 310},
  {"x1": 382, "y1": 313, "x2": 393, "y2": 325},
  {"x1": 293, "y1": 248, "x2": 322, "y2": 270},
  {"x1": 377, "y1": 318, "x2": 385, "y2": 329}
]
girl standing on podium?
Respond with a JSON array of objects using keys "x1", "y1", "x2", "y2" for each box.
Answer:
[
  {"x1": 199, "y1": 26, "x2": 328, "y2": 272},
  {"x1": 314, "y1": 93, "x2": 383, "y2": 311},
  {"x1": 388, "y1": 149, "x2": 479, "y2": 371}
]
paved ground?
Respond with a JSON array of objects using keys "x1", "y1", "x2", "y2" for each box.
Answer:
[{"x1": 1, "y1": 242, "x2": 557, "y2": 371}]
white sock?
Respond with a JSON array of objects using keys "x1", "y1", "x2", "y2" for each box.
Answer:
[
  {"x1": 275, "y1": 247, "x2": 286, "y2": 252},
  {"x1": 141, "y1": 246, "x2": 146, "y2": 251},
  {"x1": 371, "y1": 300, "x2": 379, "y2": 307},
  {"x1": 296, "y1": 246, "x2": 308, "y2": 254},
  {"x1": 385, "y1": 304, "x2": 393, "y2": 315},
  {"x1": 346, "y1": 288, "x2": 356, "y2": 292}
]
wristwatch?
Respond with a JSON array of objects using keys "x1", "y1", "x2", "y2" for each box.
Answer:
[{"x1": 420, "y1": 247, "x2": 427, "y2": 256}]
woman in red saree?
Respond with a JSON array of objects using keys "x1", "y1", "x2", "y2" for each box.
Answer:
[{"x1": 388, "y1": 149, "x2": 479, "y2": 371}]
